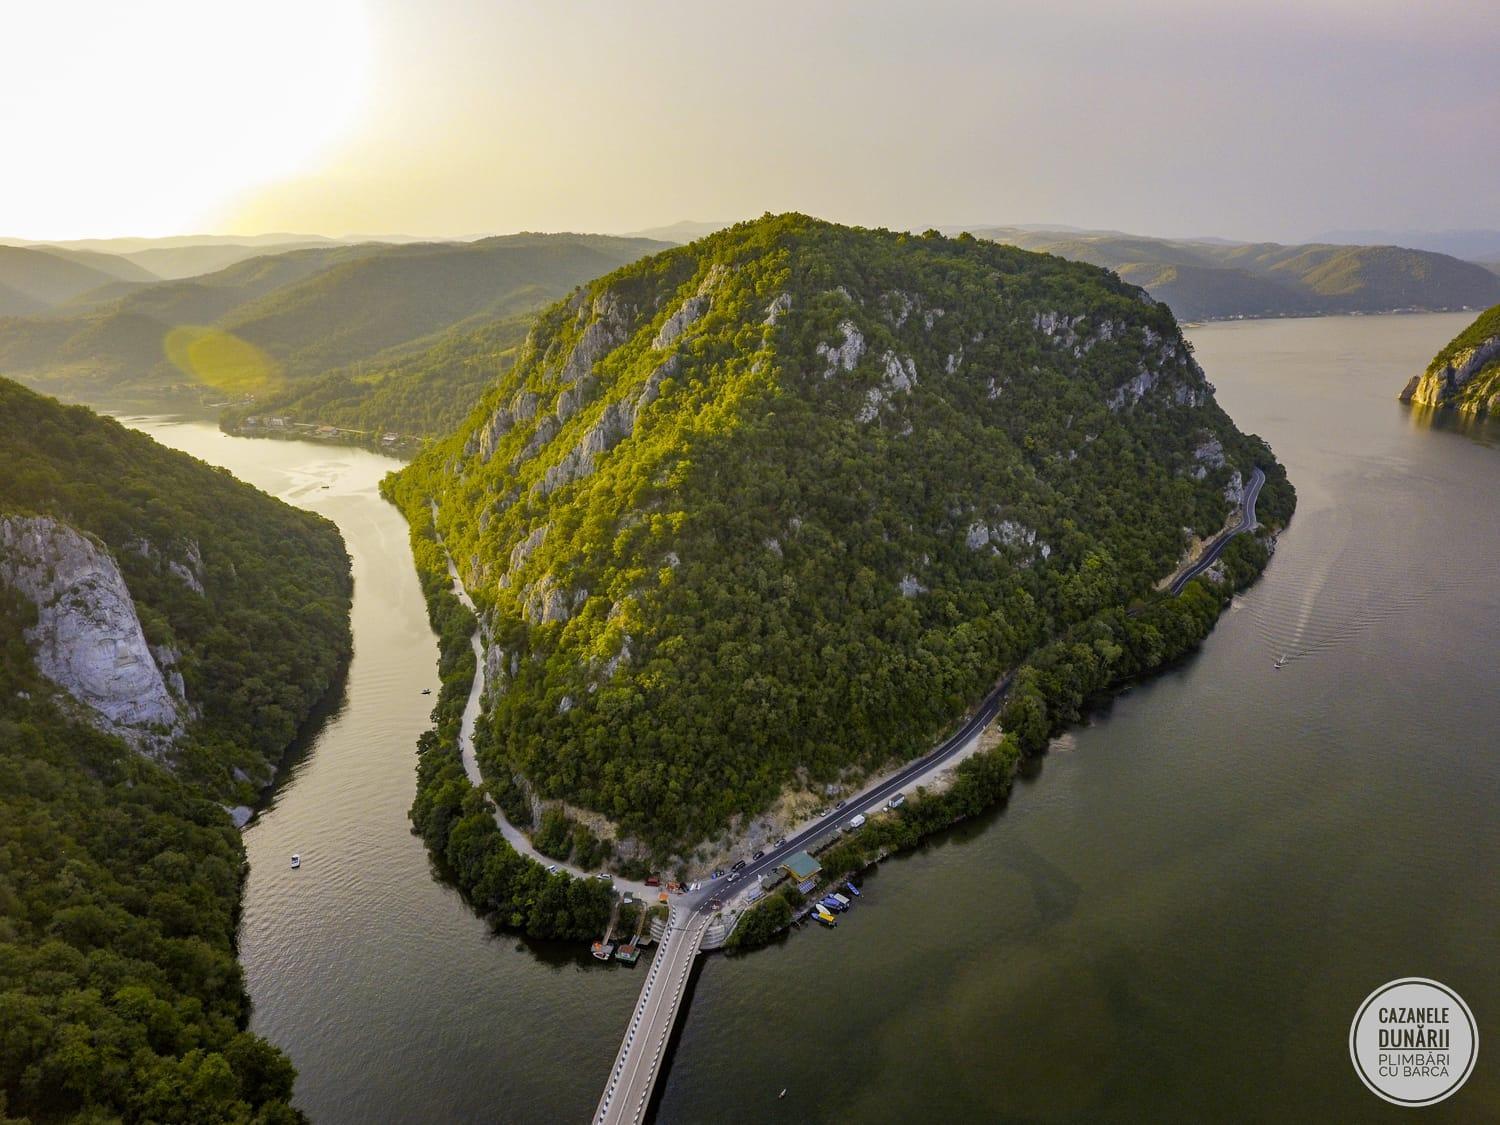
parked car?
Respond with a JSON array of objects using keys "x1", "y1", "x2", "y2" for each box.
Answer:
[
  {"x1": 887, "y1": 793, "x2": 907, "y2": 810},
  {"x1": 731, "y1": 859, "x2": 747, "y2": 871},
  {"x1": 834, "y1": 799, "x2": 847, "y2": 810},
  {"x1": 774, "y1": 836, "x2": 787, "y2": 847},
  {"x1": 712, "y1": 868, "x2": 725, "y2": 879},
  {"x1": 727, "y1": 872, "x2": 741, "y2": 883},
  {"x1": 546, "y1": 864, "x2": 558, "y2": 874},
  {"x1": 595, "y1": 872, "x2": 612, "y2": 881},
  {"x1": 752, "y1": 850, "x2": 765, "y2": 861},
  {"x1": 645, "y1": 875, "x2": 661, "y2": 887}
]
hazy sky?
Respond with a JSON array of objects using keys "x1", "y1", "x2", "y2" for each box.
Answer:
[{"x1": 5, "y1": 0, "x2": 1498, "y2": 241}]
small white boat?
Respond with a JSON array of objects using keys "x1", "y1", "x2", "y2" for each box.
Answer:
[
  {"x1": 1274, "y1": 655, "x2": 1287, "y2": 670},
  {"x1": 290, "y1": 854, "x2": 301, "y2": 869}
]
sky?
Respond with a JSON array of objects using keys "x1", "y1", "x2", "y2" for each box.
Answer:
[{"x1": 4, "y1": 0, "x2": 1498, "y2": 242}]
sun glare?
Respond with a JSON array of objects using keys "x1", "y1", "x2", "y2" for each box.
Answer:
[{"x1": 1, "y1": 0, "x2": 371, "y2": 239}]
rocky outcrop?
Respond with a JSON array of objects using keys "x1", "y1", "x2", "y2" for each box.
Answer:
[
  {"x1": 965, "y1": 519, "x2": 1052, "y2": 559},
  {"x1": 857, "y1": 351, "x2": 918, "y2": 422},
  {"x1": 538, "y1": 397, "x2": 637, "y2": 496},
  {"x1": 1401, "y1": 332, "x2": 1500, "y2": 414},
  {"x1": 815, "y1": 320, "x2": 866, "y2": 377},
  {"x1": 557, "y1": 292, "x2": 629, "y2": 387},
  {"x1": 1, "y1": 515, "x2": 184, "y2": 749},
  {"x1": 522, "y1": 574, "x2": 586, "y2": 626}
]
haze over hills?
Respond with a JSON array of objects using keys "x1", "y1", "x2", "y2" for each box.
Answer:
[
  {"x1": 0, "y1": 244, "x2": 158, "y2": 316},
  {"x1": 390, "y1": 215, "x2": 1293, "y2": 858},
  {"x1": 961, "y1": 227, "x2": 1500, "y2": 321},
  {"x1": 0, "y1": 234, "x2": 666, "y2": 415},
  {"x1": 1312, "y1": 228, "x2": 1500, "y2": 263},
  {"x1": 624, "y1": 220, "x2": 738, "y2": 243},
  {"x1": 0, "y1": 232, "x2": 447, "y2": 281}
]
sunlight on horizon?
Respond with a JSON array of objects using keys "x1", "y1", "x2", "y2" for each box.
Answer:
[{"x1": 1, "y1": 0, "x2": 372, "y2": 240}]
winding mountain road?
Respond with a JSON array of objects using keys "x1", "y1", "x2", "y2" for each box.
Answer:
[{"x1": 1169, "y1": 466, "x2": 1265, "y2": 595}]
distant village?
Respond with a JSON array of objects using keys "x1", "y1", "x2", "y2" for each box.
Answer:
[{"x1": 232, "y1": 414, "x2": 423, "y2": 454}]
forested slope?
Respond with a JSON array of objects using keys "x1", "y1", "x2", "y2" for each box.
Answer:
[
  {"x1": 0, "y1": 379, "x2": 352, "y2": 1121},
  {"x1": 390, "y1": 215, "x2": 1292, "y2": 858}
]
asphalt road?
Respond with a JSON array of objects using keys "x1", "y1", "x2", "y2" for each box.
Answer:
[
  {"x1": 1168, "y1": 466, "x2": 1265, "y2": 595},
  {"x1": 677, "y1": 669, "x2": 1013, "y2": 918}
]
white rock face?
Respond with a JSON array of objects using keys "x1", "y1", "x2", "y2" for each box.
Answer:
[
  {"x1": 898, "y1": 574, "x2": 927, "y2": 598},
  {"x1": 1223, "y1": 470, "x2": 1245, "y2": 507},
  {"x1": 508, "y1": 524, "x2": 549, "y2": 576},
  {"x1": 1191, "y1": 436, "x2": 1226, "y2": 479},
  {"x1": 0, "y1": 515, "x2": 183, "y2": 746},
  {"x1": 538, "y1": 396, "x2": 637, "y2": 496},
  {"x1": 558, "y1": 292, "x2": 628, "y2": 387},
  {"x1": 965, "y1": 519, "x2": 1049, "y2": 557},
  {"x1": 1109, "y1": 366, "x2": 1161, "y2": 411},
  {"x1": 522, "y1": 575, "x2": 586, "y2": 626},
  {"x1": 857, "y1": 352, "x2": 918, "y2": 422},
  {"x1": 816, "y1": 320, "x2": 866, "y2": 377}
]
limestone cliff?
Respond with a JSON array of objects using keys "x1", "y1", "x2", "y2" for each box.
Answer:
[
  {"x1": 0, "y1": 514, "x2": 185, "y2": 750},
  {"x1": 1400, "y1": 303, "x2": 1500, "y2": 415}
]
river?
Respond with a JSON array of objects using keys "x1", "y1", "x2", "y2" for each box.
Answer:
[{"x1": 127, "y1": 310, "x2": 1499, "y2": 1123}]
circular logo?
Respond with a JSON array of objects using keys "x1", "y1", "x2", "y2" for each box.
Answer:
[{"x1": 1350, "y1": 978, "x2": 1478, "y2": 1106}]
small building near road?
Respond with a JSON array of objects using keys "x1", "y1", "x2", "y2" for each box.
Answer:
[{"x1": 779, "y1": 850, "x2": 821, "y2": 886}]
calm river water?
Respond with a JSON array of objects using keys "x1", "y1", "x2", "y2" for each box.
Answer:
[{"x1": 129, "y1": 311, "x2": 1499, "y2": 1123}]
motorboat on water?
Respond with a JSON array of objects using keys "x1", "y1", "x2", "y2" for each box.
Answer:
[
  {"x1": 1274, "y1": 655, "x2": 1287, "y2": 670},
  {"x1": 290, "y1": 854, "x2": 301, "y2": 869}
]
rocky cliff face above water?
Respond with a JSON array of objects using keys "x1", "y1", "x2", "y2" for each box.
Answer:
[
  {"x1": 1400, "y1": 303, "x2": 1500, "y2": 414},
  {"x1": 0, "y1": 514, "x2": 185, "y2": 749}
]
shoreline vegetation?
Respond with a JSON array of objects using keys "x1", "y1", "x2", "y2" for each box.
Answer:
[
  {"x1": 385, "y1": 452, "x2": 1293, "y2": 953},
  {"x1": 380, "y1": 475, "x2": 616, "y2": 942}
]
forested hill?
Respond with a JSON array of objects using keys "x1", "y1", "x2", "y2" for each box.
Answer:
[
  {"x1": 0, "y1": 234, "x2": 666, "y2": 421},
  {"x1": 967, "y1": 227, "x2": 1500, "y2": 321},
  {"x1": 0, "y1": 244, "x2": 157, "y2": 317},
  {"x1": 0, "y1": 377, "x2": 352, "y2": 1120},
  {"x1": 390, "y1": 214, "x2": 1292, "y2": 857}
]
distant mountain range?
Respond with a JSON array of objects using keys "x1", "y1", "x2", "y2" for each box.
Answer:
[
  {"x1": 1311, "y1": 228, "x2": 1500, "y2": 263},
  {"x1": 958, "y1": 228, "x2": 1500, "y2": 320},
  {"x1": 624, "y1": 219, "x2": 738, "y2": 243},
  {"x1": 0, "y1": 232, "x2": 454, "y2": 283},
  {"x1": 0, "y1": 233, "x2": 666, "y2": 426},
  {"x1": 0, "y1": 245, "x2": 158, "y2": 316}
]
